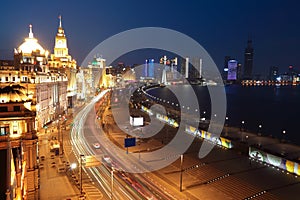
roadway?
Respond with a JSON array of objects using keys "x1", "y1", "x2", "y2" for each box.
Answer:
[{"x1": 70, "y1": 90, "x2": 182, "y2": 199}]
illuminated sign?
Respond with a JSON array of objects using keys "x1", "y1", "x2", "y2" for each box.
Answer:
[
  {"x1": 227, "y1": 60, "x2": 237, "y2": 80},
  {"x1": 185, "y1": 125, "x2": 233, "y2": 149},
  {"x1": 156, "y1": 113, "x2": 179, "y2": 128},
  {"x1": 141, "y1": 106, "x2": 154, "y2": 116},
  {"x1": 130, "y1": 116, "x2": 144, "y2": 126},
  {"x1": 249, "y1": 147, "x2": 300, "y2": 176}
]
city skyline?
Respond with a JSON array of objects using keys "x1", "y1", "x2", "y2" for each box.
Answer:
[
  {"x1": 0, "y1": 0, "x2": 299, "y2": 76},
  {"x1": 1, "y1": 1, "x2": 300, "y2": 199}
]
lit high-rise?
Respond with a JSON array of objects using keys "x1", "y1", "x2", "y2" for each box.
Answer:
[{"x1": 243, "y1": 39, "x2": 254, "y2": 79}]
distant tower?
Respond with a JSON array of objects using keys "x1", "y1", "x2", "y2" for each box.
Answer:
[
  {"x1": 54, "y1": 15, "x2": 68, "y2": 57},
  {"x1": 185, "y1": 57, "x2": 189, "y2": 79},
  {"x1": 223, "y1": 56, "x2": 231, "y2": 81},
  {"x1": 243, "y1": 39, "x2": 254, "y2": 79},
  {"x1": 269, "y1": 66, "x2": 279, "y2": 81},
  {"x1": 148, "y1": 59, "x2": 154, "y2": 78},
  {"x1": 161, "y1": 69, "x2": 167, "y2": 84}
]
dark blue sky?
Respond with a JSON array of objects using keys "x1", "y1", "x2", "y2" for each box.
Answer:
[{"x1": 0, "y1": 0, "x2": 299, "y2": 76}]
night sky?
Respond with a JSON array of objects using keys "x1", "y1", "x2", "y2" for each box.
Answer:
[{"x1": 0, "y1": 0, "x2": 299, "y2": 76}]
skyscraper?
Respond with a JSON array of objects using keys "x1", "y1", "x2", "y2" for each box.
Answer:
[
  {"x1": 243, "y1": 39, "x2": 254, "y2": 79},
  {"x1": 223, "y1": 56, "x2": 231, "y2": 81},
  {"x1": 269, "y1": 66, "x2": 279, "y2": 81}
]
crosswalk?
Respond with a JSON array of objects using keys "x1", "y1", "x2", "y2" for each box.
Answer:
[
  {"x1": 82, "y1": 183, "x2": 103, "y2": 200},
  {"x1": 64, "y1": 140, "x2": 74, "y2": 155}
]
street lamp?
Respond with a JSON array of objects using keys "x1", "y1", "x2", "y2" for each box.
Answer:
[
  {"x1": 111, "y1": 167, "x2": 115, "y2": 199},
  {"x1": 70, "y1": 163, "x2": 77, "y2": 170},
  {"x1": 258, "y1": 124, "x2": 262, "y2": 136},
  {"x1": 282, "y1": 130, "x2": 286, "y2": 142},
  {"x1": 179, "y1": 154, "x2": 183, "y2": 192},
  {"x1": 225, "y1": 117, "x2": 229, "y2": 136},
  {"x1": 80, "y1": 154, "x2": 84, "y2": 195},
  {"x1": 225, "y1": 116, "x2": 229, "y2": 125},
  {"x1": 241, "y1": 121, "x2": 245, "y2": 142}
]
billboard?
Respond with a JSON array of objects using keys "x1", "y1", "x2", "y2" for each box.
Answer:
[
  {"x1": 130, "y1": 116, "x2": 144, "y2": 126},
  {"x1": 227, "y1": 60, "x2": 237, "y2": 80},
  {"x1": 249, "y1": 146, "x2": 300, "y2": 176},
  {"x1": 156, "y1": 113, "x2": 179, "y2": 128},
  {"x1": 125, "y1": 137, "x2": 136, "y2": 147},
  {"x1": 185, "y1": 125, "x2": 233, "y2": 149},
  {"x1": 141, "y1": 106, "x2": 154, "y2": 116}
]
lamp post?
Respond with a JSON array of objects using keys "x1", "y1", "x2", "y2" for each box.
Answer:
[
  {"x1": 258, "y1": 124, "x2": 262, "y2": 136},
  {"x1": 241, "y1": 121, "x2": 245, "y2": 142},
  {"x1": 202, "y1": 111, "x2": 206, "y2": 119},
  {"x1": 225, "y1": 117, "x2": 229, "y2": 137},
  {"x1": 80, "y1": 154, "x2": 84, "y2": 195},
  {"x1": 179, "y1": 154, "x2": 183, "y2": 192},
  {"x1": 282, "y1": 130, "x2": 286, "y2": 142},
  {"x1": 111, "y1": 167, "x2": 114, "y2": 199}
]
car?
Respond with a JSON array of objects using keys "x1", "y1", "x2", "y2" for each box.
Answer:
[{"x1": 93, "y1": 143, "x2": 100, "y2": 149}]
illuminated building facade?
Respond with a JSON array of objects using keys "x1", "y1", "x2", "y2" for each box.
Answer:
[
  {"x1": 48, "y1": 16, "x2": 77, "y2": 108},
  {"x1": 86, "y1": 56, "x2": 106, "y2": 94},
  {"x1": 1, "y1": 24, "x2": 68, "y2": 130},
  {"x1": 15, "y1": 25, "x2": 68, "y2": 129},
  {"x1": 227, "y1": 59, "x2": 238, "y2": 80},
  {"x1": 76, "y1": 67, "x2": 85, "y2": 100},
  {"x1": 0, "y1": 86, "x2": 38, "y2": 200}
]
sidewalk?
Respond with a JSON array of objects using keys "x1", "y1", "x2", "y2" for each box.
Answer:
[
  {"x1": 38, "y1": 107, "x2": 103, "y2": 200},
  {"x1": 38, "y1": 131, "x2": 79, "y2": 200},
  {"x1": 101, "y1": 105, "x2": 300, "y2": 199}
]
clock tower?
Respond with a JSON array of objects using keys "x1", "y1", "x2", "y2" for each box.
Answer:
[
  {"x1": 54, "y1": 15, "x2": 68, "y2": 57},
  {"x1": 49, "y1": 15, "x2": 78, "y2": 108}
]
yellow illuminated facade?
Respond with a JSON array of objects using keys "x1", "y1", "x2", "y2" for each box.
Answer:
[
  {"x1": 48, "y1": 16, "x2": 77, "y2": 107},
  {"x1": 0, "y1": 86, "x2": 38, "y2": 200},
  {"x1": 0, "y1": 17, "x2": 79, "y2": 200},
  {"x1": 8, "y1": 24, "x2": 68, "y2": 130},
  {"x1": 18, "y1": 25, "x2": 47, "y2": 56}
]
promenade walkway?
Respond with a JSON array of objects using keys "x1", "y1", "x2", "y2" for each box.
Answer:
[
  {"x1": 38, "y1": 105, "x2": 104, "y2": 200},
  {"x1": 102, "y1": 105, "x2": 300, "y2": 200},
  {"x1": 38, "y1": 130, "x2": 79, "y2": 200}
]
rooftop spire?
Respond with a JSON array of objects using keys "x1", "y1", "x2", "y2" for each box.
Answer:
[
  {"x1": 29, "y1": 24, "x2": 33, "y2": 38},
  {"x1": 59, "y1": 15, "x2": 62, "y2": 28}
]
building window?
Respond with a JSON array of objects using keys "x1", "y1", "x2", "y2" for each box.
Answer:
[
  {"x1": 13, "y1": 121, "x2": 18, "y2": 134},
  {"x1": 13, "y1": 106, "x2": 21, "y2": 111},
  {"x1": 0, "y1": 126, "x2": 9, "y2": 136},
  {"x1": 12, "y1": 77, "x2": 15, "y2": 82},
  {"x1": 5, "y1": 77, "x2": 8, "y2": 82},
  {"x1": 0, "y1": 106, "x2": 8, "y2": 112}
]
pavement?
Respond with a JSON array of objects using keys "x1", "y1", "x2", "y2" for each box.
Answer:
[
  {"x1": 38, "y1": 126, "x2": 79, "y2": 200},
  {"x1": 101, "y1": 104, "x2": 300, "y2": 200},
  {"x1": 38, "y1": 106, "x2": 104, "y2": 200}
]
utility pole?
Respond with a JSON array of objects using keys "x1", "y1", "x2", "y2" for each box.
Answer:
[
  {"x1": 179, "y1": 154, "x2": 183, "y2": 192},
  {"x1": 80, "y1": 154, "x2": 84, "y2": 195},
  {"x1": 111, "y1": 167, "x2": 114, "y2": 199}
]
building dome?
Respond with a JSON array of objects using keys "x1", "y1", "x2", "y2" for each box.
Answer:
[{"x1": 18, "y1": 25, "x2": 45, "y2": 55}]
